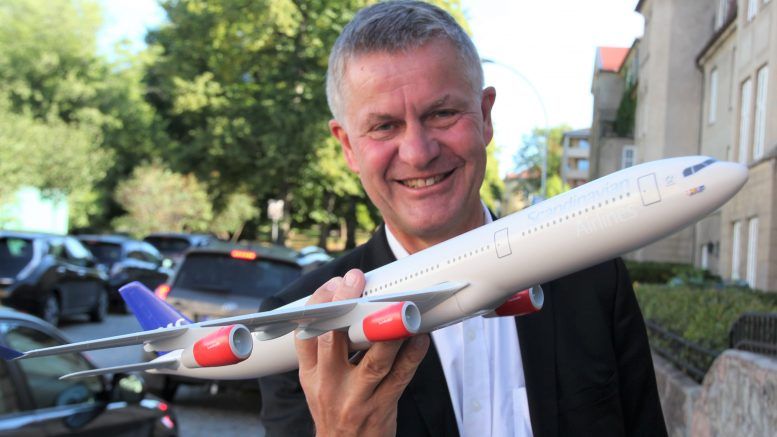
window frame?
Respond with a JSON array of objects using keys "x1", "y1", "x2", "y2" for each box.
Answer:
[
  {"x1": 738, "y1": 78, "x2": 753, "y2": 163},
  {"x1": 621, "y1": 146, "x2": 636, "y2": 169},
  {"x1": 753, "y1": 65, "x2": 768, "y2": 159},
  {"x1": 708, "y1": 68, "x2": 719, "y2": 124}
]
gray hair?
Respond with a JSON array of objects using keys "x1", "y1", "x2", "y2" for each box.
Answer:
[{"x1": 326, "y1": 0, "x2": 484, "y2": 122}]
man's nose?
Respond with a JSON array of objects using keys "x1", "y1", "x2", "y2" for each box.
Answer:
[{"x1": 398, "y1": 122, "x2": 440, "y2": 167}]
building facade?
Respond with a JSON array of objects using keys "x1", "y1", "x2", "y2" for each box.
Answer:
[
  {"x1": 561, "y1": 128, "x2": 590, "y2": 188},
  {"x1": 625, "y1": 0, "x2": 776, "y2": 291}
]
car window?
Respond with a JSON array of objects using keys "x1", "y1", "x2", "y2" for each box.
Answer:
[
  {"x1": 81, "y1": 242, "x2": 122, "y2": 265},
  {"x1": 143, "y1": 237, "x2": 191, "y2": 256},
  {"x1": 141, "y1": 243, "x2": 163, "y2": 263},
  {"x1": 0, "y1": 237, "x2": 33, "y2": 277},
  {"x1": 175, "y1": 253, "x2": 301, "y2": 297},
  {"x1": 63, "y1": 238, "x2": 94, "y2": 267},
  {"x1": 0, "y1": 361, "x2": 19, "y2": 414},
  {"x1": 127, "y1": 250, "x2": 146, "y2": 261},
  {"x1": 3, "y1": 325, "x2": 102, "y2": 410}
]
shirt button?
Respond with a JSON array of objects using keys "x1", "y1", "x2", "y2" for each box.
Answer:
[
  {"x1": 472, "y1": 400, "x2": 481, "y2": 412},
  {"x1": 466, "y1": 330, "x2": 476, "y2": 342}
]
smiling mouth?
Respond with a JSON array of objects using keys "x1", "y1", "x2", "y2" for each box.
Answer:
[{"x1": 399, "y1": 170, "x2": 454, "y2": 189}]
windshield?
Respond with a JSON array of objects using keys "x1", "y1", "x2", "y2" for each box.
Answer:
[
  {"x1": 174, "y1": 253, "x2": 301, "y2": 298},
  {"x1": 80, "y1": 241, "x2": 122, "y2": 265},
  {"x1": 143, "y1": 237, "x2": 191, "y2": 256},
  {"x1": 0, "y1": 237, "x2": 34, "y2": 277}
]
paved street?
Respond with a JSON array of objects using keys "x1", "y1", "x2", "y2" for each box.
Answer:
[{"x1": 60, "y1": 313, "x2": 265, "y2": 437}]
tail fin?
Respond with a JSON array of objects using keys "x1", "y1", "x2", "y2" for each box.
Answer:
[
  {"x1": 0, "y1": 344, "x2": 23, "y2": 360},
  {"x1": 119, "y1": 282, "x2": 192, "y2": 331}
]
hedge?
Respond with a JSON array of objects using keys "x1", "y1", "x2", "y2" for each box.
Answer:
[{"x1": 634, "y1": 284, "x2": 777, "y2": 351}]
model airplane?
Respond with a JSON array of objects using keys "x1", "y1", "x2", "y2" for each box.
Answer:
[{"x1": 0, "y1": 156, "x2": 748, "y2": 381}]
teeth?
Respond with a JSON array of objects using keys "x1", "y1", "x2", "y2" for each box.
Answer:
[{"x1": 402, "y1": 174, "x2": 445, "y2": 188}]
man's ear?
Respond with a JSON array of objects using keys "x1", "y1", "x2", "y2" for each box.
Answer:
[
  {"x1": 329, "y1": 119, "x2": 360, "y2": 173},
  {"x1": 480, "y1": 87, "x2": 497, "y2": 145}
]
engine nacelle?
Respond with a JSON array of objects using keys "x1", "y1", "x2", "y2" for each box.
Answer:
[
  {"x1": 486, "y1": 285, "x2": 544, "y2": 317},
  {"x1": 180, "y1": 325, "x2": 253, "y2": 368},
  {"x1": 348, "y1": 301, "x2": 421, "y2": 345}
]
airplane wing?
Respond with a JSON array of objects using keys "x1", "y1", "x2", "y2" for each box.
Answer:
[
  {"x1": 193, "y1": 281, "x2": 469, "y2": 340},
  {"x1": 8, "y1": 326, "x2": 190, "y2": 360},
  {"x1": 61, "y1": 356, "x2": 180, "y2": 380},
  {"x1": 1, "y1": 281, "x2": 468, "y2": 360}
]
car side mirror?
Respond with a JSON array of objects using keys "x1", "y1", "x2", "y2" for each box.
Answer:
[{"x1": 111, "y1": 373, "x2": 146, "y2": 404}]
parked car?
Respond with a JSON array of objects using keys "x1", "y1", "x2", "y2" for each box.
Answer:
[
  {"x1": 142, "y1": 233, "x2": 214, "y2": 267},
  {"x1": 146, "y1": 242, "x2": 331, "y2": 399},
  {"x1": 0, "y1": 309, "x2": 178, "y2": 436},
  {"x1": 77, "y1": 235, "x2": 172, "y2": 311},
  {"x1": 0, "y1": 231, "x2": 109, "y2": 326},
  {"x1": 157, "y1": 243, "x2": 330, "y2": 322}
]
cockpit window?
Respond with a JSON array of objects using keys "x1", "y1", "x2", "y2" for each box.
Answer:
[{"x1": 683, "y1": 158, "x2": 716, "y2": 177}]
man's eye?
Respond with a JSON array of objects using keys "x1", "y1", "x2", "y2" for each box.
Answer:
[
  {"x1": 427, "y1": 110, "x2": 460, "y2": 127},
  {"x1": 374, "y1": 123, "x2": 395, "y2": 131},
  {"x1": 433, "y1": 110, "x2": 457, "y2": 118}
]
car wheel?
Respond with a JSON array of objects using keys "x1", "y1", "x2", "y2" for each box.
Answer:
[
  {"x1": 42, "y1": 294, "x2": 61, "y2": 326},
  {"x1": 89, "y1": 288, "x2": 108, "y2": 323}
]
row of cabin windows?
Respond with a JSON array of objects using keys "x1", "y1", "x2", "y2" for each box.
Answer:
[
  {"x1": 363, "y1": 244, "x2": 493, "y2": 296},
  {"x1": 521, "y1": 192, "x2": 633, "y2": 237}
]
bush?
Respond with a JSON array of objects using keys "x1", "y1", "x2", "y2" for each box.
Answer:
[
  {"x1": 624, "y1": 260, "x2": 721, "y2": 286},
  {"x1": 634, "y1": 284, "x2": 777, "y2": 351}
]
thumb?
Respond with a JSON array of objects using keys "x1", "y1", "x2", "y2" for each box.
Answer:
[{"x1": 334, "y1": 268, "x2": 366, "y2": 301}]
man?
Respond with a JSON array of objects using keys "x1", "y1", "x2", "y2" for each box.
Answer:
[{"x1": 260, "y1": 1, "x2": 667, "y2": 436}]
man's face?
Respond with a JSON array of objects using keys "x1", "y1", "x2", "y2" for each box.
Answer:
[{"x1": 330, "y1": 40, "x2": 496, "y2": 251}]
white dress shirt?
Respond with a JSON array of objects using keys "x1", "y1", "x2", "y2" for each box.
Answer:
[{"x1": 384, "y1": 204, "x2": 533, "y2": 437}]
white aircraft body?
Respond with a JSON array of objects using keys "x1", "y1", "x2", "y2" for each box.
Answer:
[{"x1": 0, "y1": 156, "x2": 748, "y2": 380}]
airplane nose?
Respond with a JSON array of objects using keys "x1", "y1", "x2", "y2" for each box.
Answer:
[{"x1": 715, "y1": 161, "x2": 748, "y2": 196}]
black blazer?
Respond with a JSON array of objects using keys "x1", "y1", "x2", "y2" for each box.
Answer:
[{"x1": 259, "y1": 225, "x2": 667, "y2": 437}]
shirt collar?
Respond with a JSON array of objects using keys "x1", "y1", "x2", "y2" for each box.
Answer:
[{"x1": 385, "y1": 201, "x2": 493, "y2": 260}]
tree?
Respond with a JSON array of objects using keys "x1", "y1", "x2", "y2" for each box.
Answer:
[
  {"x1": 0, "y1": 0, "x2": 167, "y2": 229},
  {"x1": 511, "y1": 125, "x2": 571, "y2": 200},
  {"x1": 480, "y1": 141, "x2": 504, "y2": 211},
  {"x1": 145, "y1": 0, "x2": 494, "y2": 246},
  {"x1": 113, "y1": 164, "x2": 213, "y2": 237}
]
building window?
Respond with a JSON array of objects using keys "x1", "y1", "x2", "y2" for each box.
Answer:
[
  {"x1": 578, "y1": 139, "x2": 590, "y2": 149},
  {"x1": 746, "y1": 217, "x2": 758, "y2": 288},
  {"x1": 700, "y1": 244, "x2": 709, "y2": 270},
  {"x1": 716, "y1": 0, "x2": 729, "y2": 28},
  {"x1": 709, "y1": 68, "x2": 718, "y2": 124},
  {"x1": 748, "y1": 0, "x2": 758, "y2": 21},
  {"x1": 738, "y1": 78, "x2": 753, "y2": 163},
  {"x1": 732, "y1": 221, "x2": 742, "y2": 280},
  {"x1": 621, "y1": 146, "x2": 636, "y2": 169},
  {"x1": 753, "y1": 65, "x2": 768, "y2": 159}
]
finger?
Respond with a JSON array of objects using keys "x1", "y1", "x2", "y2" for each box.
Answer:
[
  {"x1": 334, "y1": 269, "x2": 365, "y2": 301},
  {"x1": 296, "y1": 277, "x2": 342, "y2": 371},
  {"x1": 316, "y1": 329, "x2": 352, "y2": 377},
  {"x1": 375, "y1": 334, "x2": 430, "y2": 401},
  {"x1": 352, "y1": 339, "x2": 405, "y2": 400},
  {"x1": 306, "y1": 277, "x2": 340, "y2": 305}
]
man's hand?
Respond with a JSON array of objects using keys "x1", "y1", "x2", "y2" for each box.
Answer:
[{"x1": 295, "y1": 268, "x2": 430, "y2": 437}]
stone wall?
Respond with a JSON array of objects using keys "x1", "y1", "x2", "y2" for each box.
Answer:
[
  {"x1": 653, "y1": 354, "x2": 700, "y2": 437},
  {"x1": 691, "y1": 350, "x2": 777, "y2": 436},
  {"x1": 653, "y1": 350, "x2": 777, "y2": 437}
]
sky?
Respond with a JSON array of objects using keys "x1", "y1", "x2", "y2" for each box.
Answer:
[{"x1": 97, "y1": 0, "x2": 644, "y2": 176}]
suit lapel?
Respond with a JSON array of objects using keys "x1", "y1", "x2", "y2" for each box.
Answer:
[{"x1": 516, "y1": 282, "x2": 558, "y2": 437}]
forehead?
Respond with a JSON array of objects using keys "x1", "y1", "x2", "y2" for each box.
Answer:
[{"x1": 340, "y1": 41, "x2": 477, "y2": 120}]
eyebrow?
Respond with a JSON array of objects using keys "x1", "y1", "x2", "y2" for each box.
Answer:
[{"x1": 363, "y1": 95, "x2": 455, "y2": 121}]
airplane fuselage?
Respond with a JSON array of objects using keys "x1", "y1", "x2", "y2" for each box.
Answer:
[{"x1": 151, "y1": 156, "x2": 747, "y2": 379}]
